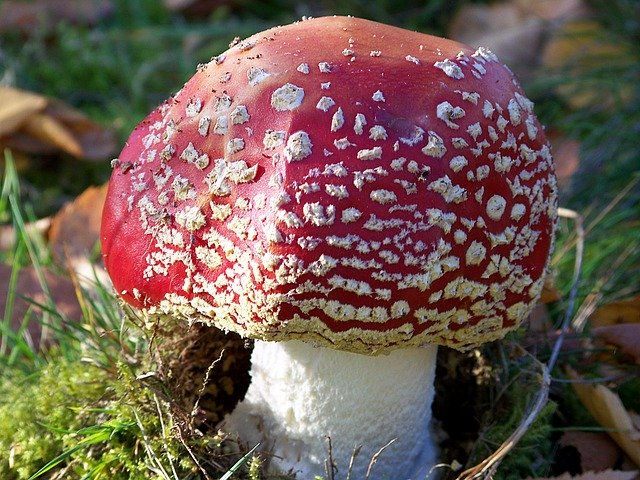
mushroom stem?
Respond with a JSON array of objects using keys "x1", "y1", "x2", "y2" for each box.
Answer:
[{"x1": 223, "y1": 340, "x2": 439, "y2": 479}]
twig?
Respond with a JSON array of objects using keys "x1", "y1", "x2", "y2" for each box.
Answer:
[
  {"x1": 455, "y1": 207, "x2": 585, "y2": 480},
  {"x1": 548, "y1": 208, "x2": 584, "y2": 368},
  {"x1": 175, "y1": 422, "x2": 214, "y2": 480},
  {"x1": 571, "y1": 242, "x2": 637, "y2": 332},
  {"x1": 365, "y1": 439, "x2": 396, "y2": 480},
  {"x1": 324, "y1": 436, "x2": 336, "y2": 480},
  {"x1": 189, "y1": 348, "x2": 225, "y2": 430},
  {"x1": 346, "y1": 445, "x2": 362, "y2": 480},
  {"x1": 456, "y1": 364, "x2": 551, "y2": 480},
  {"x1": 154, "y1": 394, "x2": 180, "y2": 480}
]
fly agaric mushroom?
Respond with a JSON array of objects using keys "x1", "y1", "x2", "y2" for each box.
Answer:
[{"x1": 101, "y1": 16, "x2": 557, "y2": 480}]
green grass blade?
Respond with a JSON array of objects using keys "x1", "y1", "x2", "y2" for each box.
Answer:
[
  {"x1": 27, "y1": 443, "x2": 87, "y2": 480},
  {"x1": 219, "y1": 443, "x2": 260, "y2": 480}
]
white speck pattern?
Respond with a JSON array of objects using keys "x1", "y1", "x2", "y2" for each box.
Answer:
[
  {"x1": 372, "y1": 90, "x2": 385, "y2": 102},
  {"x1": 247, "y1": 66, "x2": 271, "y2": 86},
  {"x1": 283, "y1": 131, "x2": 313, "y2": 162},
  {"x1": 271, "y1": 83, "x2": 305, "y2": 111},
  {"x1": 434, "y1": 59, "x2": 464, "y2": 79},
  {"x1": 405, "y1": 55, "x2": 420, "y2": 65},
  {"x1": 316, "y1": 96, "x2": 336, "y2": 112},
  {"x1": 102, "y1": 17, "x2": 558, "y2": 357}
]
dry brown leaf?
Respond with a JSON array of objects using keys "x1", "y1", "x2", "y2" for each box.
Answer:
[
  {"x1": 0, "y1": 87, "x2": 47, "y2": 137},
  {"x1": 529, "y1": 470, "x2": 638, "y2": 480},
  {"x1": 0, "y1": 263, "x2": 82, "y2": 348},
  {"x1": 560, "y1": 431, "x2": 623, "y2": 473},
  {"x1": 569, "y1": 368, "x2": 640, "y2": 467},
  {"x1": 529, "y1": 303, "x2": 554, "y2": 333},
  {"x1": 44, "y1": 99, "x2": 117, "y2": 160},
  {"x1": 593, "y1": 324, "x2": 640, "y2": 364},
  {"x1": 0, "y1": 85, "x2": 116, "y2": 160},
  {"x1": 590, "y1": 296, "x2": 640, "y2": 327},
  {"x1": 48, "y1": 184, "x2": 107, "y2": 265},
  {"x1": 22, "y1": 112, "x2": 84, "y2": 158}
]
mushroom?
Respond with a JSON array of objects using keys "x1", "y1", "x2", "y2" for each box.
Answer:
[{"x1": 101, "y1": 16, "x2": 558, "y2": 480}]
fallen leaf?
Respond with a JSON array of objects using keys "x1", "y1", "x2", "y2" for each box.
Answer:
[
  {"x1": 540, "y1": 272, "x2": 562, "y2": 304},
  {"x1": 590, "y1": 296, "x2": 640, "y2": 327},
  {"x1": 569, "y1": 368, "x2": 640, "y2": 467},
  {"x1": 593, "y1": 324, "x2": 640, "y2": 364},
  {"x1": 0, "y1": 263, "x2": 82, "y2": 349},
  {"x1": 22, "y1": 112, "x2": 84, "y2": 158},
  {"x1": 48, "y1": 184, "x2": 107, "y2": 265},
  {"x1": 529, "y1": 304, "x2": 554, "y2": 333},
  {"x1": 47, "y1": 184, "x2": 111, "y2": 289},
  {"x1": 560, "y1": 431, "x2": 623, "y2": 473},
  {"x1": 0, "y1": 87, "x2": 47, "y2": 137},
  {"x1": 529, "y1": 470, "x2": 638, "y2": 479},
  {"x1": 0, "y1": 86, "x2": 117, "y2": 160},
  {"x1": 45, "y1": 99, "x2": 117, "y2": 160}
]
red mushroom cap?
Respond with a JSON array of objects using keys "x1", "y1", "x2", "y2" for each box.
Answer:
[{"x1": 101, "y1": 16, "x2": 557, "y2": 353}]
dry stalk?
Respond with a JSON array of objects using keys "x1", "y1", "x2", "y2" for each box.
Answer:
[
  {"x1": 572, "y1": 242, "x2": 638, "y2": 332},
  {"x1": 365, "y1": 439, "x2": 396, "y2": 480},
  {"x1": 324, "y1": 436, "x2": 337, "y2": 480},
  {"x1": 154, "y1": 394, "x2": 180, "y2": 480},
  {"x1": 189, "y1": 348, "x2": 225, "y2": 430},
  {"x1": 455, "y1": 208, "x2": 584, "y2": 480},
  {"x1": 175, "y1": 422, "x2": 215, "y2": 480},
  {"x1": 346, "y1": 445, "x2": 362, "y2": 480},
  {"x1": 552, "y1": 177, "x2": 637, "y2": 263},
  {"x1": 456, "y1": 360, "x2": 551, "y2": 480}
]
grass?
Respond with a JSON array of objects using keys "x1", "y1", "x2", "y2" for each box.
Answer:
[{"x1": 1, "y1": 0, "x2": 640, "y2": 478}]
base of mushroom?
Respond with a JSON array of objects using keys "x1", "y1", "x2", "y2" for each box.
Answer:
[{"x1": 221, "y1": 339, "x2": 439, "y2": 479}]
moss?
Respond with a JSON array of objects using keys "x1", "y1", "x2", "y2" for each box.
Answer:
[
  {"x1": 0, "y1": 354, "x2": 109, "y2": 479},
  {"x1": 478, "y1": 401, "x2": 557, "y2": 480},
  {"x1": 0, "y1": 338, "x2": 255, "y2": 480}
]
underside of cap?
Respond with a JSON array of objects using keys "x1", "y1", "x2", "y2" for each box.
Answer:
[{"x1": 101, "y1": 16, "x2": 558, "y2": 354}]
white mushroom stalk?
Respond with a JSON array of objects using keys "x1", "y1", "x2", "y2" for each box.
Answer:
[{"x1": 224, "y1": 340, "x2": 438, "y2": 479}]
